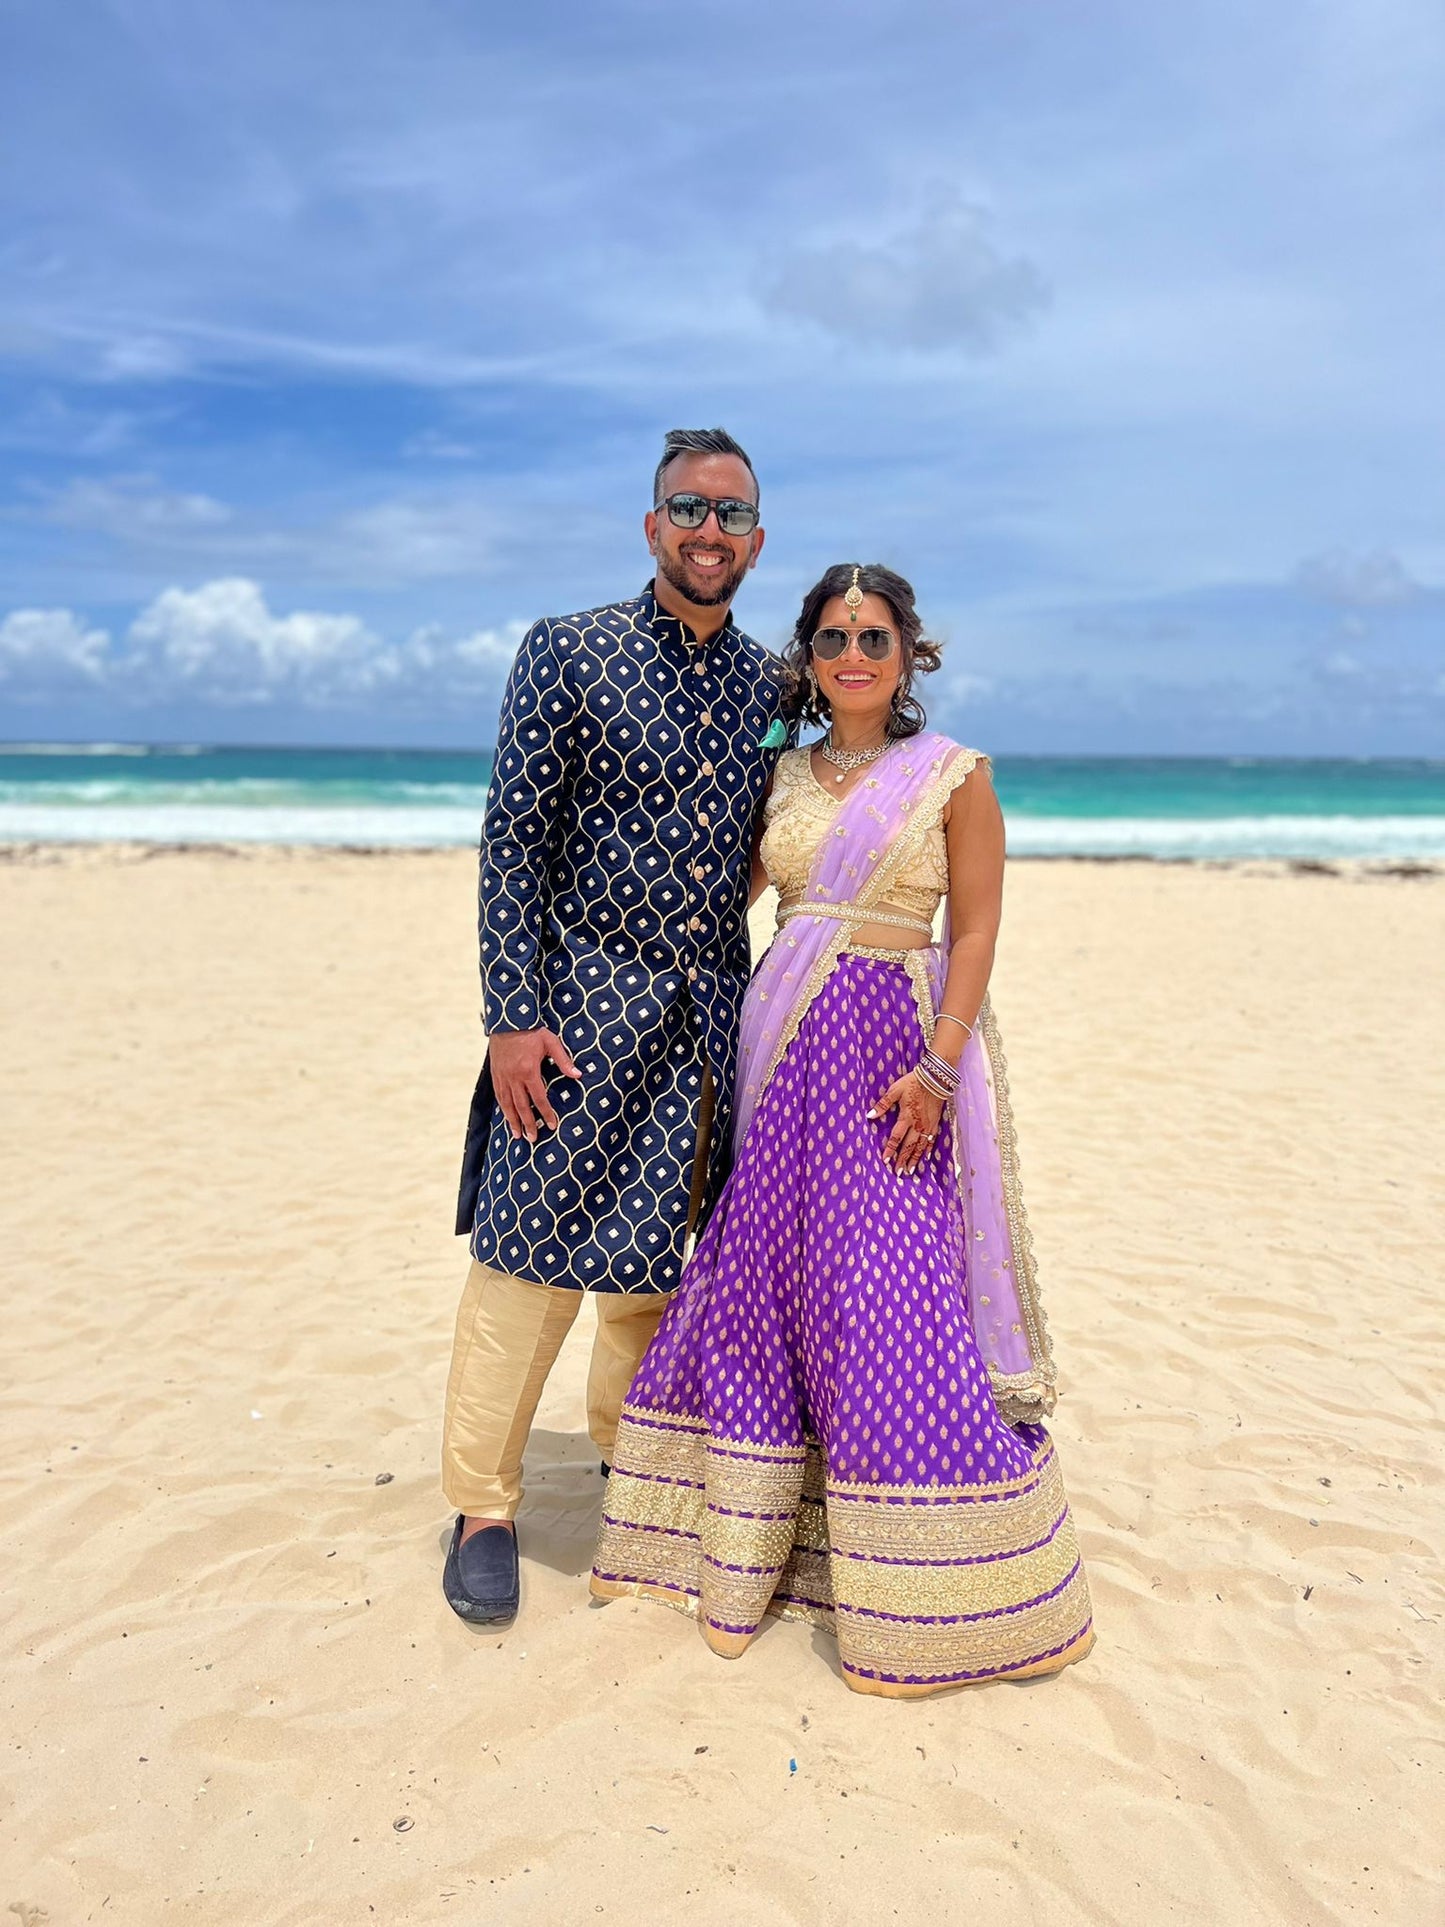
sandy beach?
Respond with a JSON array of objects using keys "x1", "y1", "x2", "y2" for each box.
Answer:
[{"x1": 1, "y1": 846, "x2": 1440, "y2": 1926}]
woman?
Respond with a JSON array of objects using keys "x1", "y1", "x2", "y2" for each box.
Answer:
[{"x1": 590, "y1": 563, "x2": 1094, "y2": 1697}]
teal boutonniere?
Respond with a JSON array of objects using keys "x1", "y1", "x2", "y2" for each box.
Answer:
[{"x1": 757, "y1": 718, "x2": 788, "y2": 750}]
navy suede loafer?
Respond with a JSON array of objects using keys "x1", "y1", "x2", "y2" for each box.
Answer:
[{"x1": 442, "y1": 1516, "x2": 520, "y2": 1625}]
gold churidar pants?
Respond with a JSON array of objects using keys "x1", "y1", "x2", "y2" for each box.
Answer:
[
  {"x1": 440, "y1": 1261, "x2": 668, "y2": 1520},
  {"x1": 441, "y1": 1066, "x2": 712, "y2": 1521}
]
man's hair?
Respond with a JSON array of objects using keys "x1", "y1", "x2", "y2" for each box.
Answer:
[{"x1": 653, "y1": 427, "x2": 758, "y2": 507}]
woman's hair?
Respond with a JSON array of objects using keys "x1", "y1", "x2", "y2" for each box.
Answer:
[{"x1": 780, "y1": 562, "x2": 943, "y2": 738}]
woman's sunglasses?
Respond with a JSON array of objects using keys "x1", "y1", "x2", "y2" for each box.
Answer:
[
  {"x1": 811, "y1": 626, "x2": 898, "y2": 661},
  {"x1": 657, "y1": 492, "x2": 760, "y2": 538}
]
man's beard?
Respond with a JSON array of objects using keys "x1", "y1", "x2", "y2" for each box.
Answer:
[{"x1": 656, "y1": 546, "x2": 749, "y2": 609}]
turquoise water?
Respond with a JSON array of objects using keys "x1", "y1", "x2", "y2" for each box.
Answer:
[{"x1": 1, "y1": 744, "x2": 1443, "y2": 858}]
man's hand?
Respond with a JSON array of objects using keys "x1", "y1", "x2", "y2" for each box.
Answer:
[{"x1": 488, "y1": 1029, "x2": 581, "y2": 1144}]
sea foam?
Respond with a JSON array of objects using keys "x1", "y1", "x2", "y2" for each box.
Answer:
[{"x1": 1, "y1": 803, "x2": 1442, "y2": 859}]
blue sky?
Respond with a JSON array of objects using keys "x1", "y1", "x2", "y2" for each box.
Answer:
[{"x1": 1, "y1": 0, "x2": 1441, "y2": 752}]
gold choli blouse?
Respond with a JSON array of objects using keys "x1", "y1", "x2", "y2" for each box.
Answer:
[{"x1": 760, "y1": 746, "x2": 952, "y2": 926}]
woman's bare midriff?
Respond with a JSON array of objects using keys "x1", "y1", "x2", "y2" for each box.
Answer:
[{"x1": 844, "y1": 922, "x2": 932, "y2": 951}]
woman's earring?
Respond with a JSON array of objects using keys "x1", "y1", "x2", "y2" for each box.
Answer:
[{"x1": 805, "y1": 666, "x2": 817, "y2": 702}]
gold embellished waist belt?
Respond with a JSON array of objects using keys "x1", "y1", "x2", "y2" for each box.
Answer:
[{"x1": 777, "y1": 900, "x2": 934, "y2": 937}]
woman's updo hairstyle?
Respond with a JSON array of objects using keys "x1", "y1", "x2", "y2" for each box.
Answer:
[{"x1": 780, "y1": 562, "x2": 942, "y2": 738}]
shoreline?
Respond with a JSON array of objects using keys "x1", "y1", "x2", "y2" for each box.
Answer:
[{"x1": 1, "y1": 838, "x2": 1440, "y2": 881}]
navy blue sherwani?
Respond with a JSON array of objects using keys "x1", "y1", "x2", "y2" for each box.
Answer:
[{"x1": 455, "y1": 582, "x2": 789, "y2": 1294}]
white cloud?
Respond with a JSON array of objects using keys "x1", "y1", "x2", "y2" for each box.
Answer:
[
  {"x1": 0, "y1": 578, "x2": 525, "y2": 711},
  {"x1": 324, "y1": 499, "x2": 496, "y2": 580},
  {"x1": 35, "y1": 475, "x2": 501, "y2": 587},
  {"x1": 402, "y1": 428, "x2": 481, "y2": 461},
  {"x1": 1295, "y1": 547, "x2": 1421, "y2": 607},
  {"x1": 1317, "y1": 649, "x2": 1363, "y2": 679},
  {"x1": 1, "y1": 566, "x2": 1437, "y2": 751},
  {"x1": 0, "y1": 391, "x2": 145, "y2": 458},
  {"x1": 48, "y1": 475, "x2": 233, "y2": 540},
  {"x1": 453, "y1": 626, "x2": 524, "y2": 668},
  {"x1": 96, "y1": 333, "x2": 196, "y2": 382},
  {"x1": 398, "y1": 621, "x2": 524, "y2": 678},
  {"x1": 0, "y1": 606, "x2": 110, "y2": 683},
  {"x1": 128, "y1": 579, "x2": 378, "y2": 702},
  {"x1": 759, "y1": 193, "x2": 1049, "y2": 354}
]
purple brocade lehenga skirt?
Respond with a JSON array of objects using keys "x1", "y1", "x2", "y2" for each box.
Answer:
[{"x1": 590, "y1": 954, "x2": 1094, "y2": 1697}]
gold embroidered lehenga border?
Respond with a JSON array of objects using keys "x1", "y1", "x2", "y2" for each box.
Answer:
[{"x1": 592, "y1": 1404, "x2": 1094, "y2": 1693}]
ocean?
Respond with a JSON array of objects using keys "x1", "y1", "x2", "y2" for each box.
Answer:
[{"x1": 1, "y1": 744, "x2": 1443, "y2": 860}]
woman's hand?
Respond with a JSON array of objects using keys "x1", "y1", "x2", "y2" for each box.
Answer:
[{"x1": 868, "y1": 1070, "x2": 944, "y2": 1176}]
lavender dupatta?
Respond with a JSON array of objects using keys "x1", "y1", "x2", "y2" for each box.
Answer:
[{"x1": 732, "y1": 733, "x2": 1057, "y2": 1425}]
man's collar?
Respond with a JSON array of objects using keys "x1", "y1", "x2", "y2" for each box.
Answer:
[{"x1": 642, "y1": 578, "x2": 739, "y2": 648}]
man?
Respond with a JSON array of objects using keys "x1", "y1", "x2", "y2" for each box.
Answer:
[{"x1": 441, "y1": 426, "x2": 789, "y2": 1624}]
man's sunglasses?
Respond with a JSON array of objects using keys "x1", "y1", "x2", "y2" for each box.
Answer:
[
  {"x1": 811, "y1": 626, "x2": 898, "y2": 661},
  {"x1": 657, "y1": 492, "x2": 760, "y2": 538}
]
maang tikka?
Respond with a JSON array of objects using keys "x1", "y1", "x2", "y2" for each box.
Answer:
[{"x1": 844, "y1": 565, "x2": 864, "y2": 624}]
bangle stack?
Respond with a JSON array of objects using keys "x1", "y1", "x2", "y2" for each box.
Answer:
[{"x1": 913, "y1": 1047, "x2": 961, "y2": 1102}]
